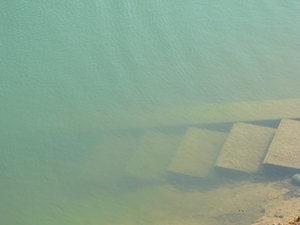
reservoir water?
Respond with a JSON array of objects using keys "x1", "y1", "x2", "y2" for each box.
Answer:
[{"x1": 1, "y1": 1, "x2": 300, "y2": 224}]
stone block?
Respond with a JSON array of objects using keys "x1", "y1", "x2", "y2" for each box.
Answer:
[
  {"x1": 125, "y1": 132, "x2": 182, "y2": 180},
  {"x1": 87, "y1": 99, "x2": 300, "y2": 130},
  {"x1": 80, "y1": 136, "x2": 139, "y2": 182},
  {"x1": 215, "y1": 122, "x2": 276, "y2": 174},
  {"x1": 263, "y1": 119, "x2": 300, "y2": 172},
  {"x1": 167, "y1": 127, "x2": 227, "y2": 177}
]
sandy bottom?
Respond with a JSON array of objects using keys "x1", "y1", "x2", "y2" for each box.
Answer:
[
  {"x1": 5, "y1": 176, "x2": 300, "y2": 225},
  {"x1": 67, "y1": 177, "x2": 300, "y2": 225}
]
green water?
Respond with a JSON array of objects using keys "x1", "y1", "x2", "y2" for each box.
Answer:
[{"x1": 1, "y1": 1, "x2": 300, "y2": 224}]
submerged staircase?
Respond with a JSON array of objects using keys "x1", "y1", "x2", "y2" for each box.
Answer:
[{"x1": 80, "y1": 99, "x2": 300, "y2": 182}]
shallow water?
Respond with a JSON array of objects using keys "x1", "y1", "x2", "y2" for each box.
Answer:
[{"x1": 1, "y1": 1, "x2": 300, "y2": 224}]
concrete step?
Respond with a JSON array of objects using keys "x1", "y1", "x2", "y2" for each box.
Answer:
[
  {"x1": 215, "y1": 122, "x2": 276, "y2": 175},
  {"x1": 263, "y1": 119, "x2": 300, "y2": 174},
  {"x1": 124, "y1": 132, "x2": 182, "y2": 181},
  {"x1": 94, "y1": 99, "x2": 300, "y2": 130},
  {"x1": 80, "y1": 136, "x2": 140, "y2": 182},
  {"x1": 168, "y1": 127, "x2": 227, "y2": 178}
]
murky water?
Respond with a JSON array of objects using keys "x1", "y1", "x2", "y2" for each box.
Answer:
[{"x1": 1, "y1": 1, "x2": 300, "y2": 224}]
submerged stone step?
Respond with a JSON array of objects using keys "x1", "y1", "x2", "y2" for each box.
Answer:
[
  {"x1": 167, "y1": 127, "x2": 227, "y2": 178},
  {"x1": 91, "y1": 99, "x2": 300, "y2": 130},
  {"x1": 263, "y1": 119, "x2": 300, "y2": 173},
  {"x1": 124, "y1": 132, "x2": 182, "y2": 180},
  {"x1": 215, "y1": 122, "x2": 276, "y2": 174},
  {"x1": 80, "y1": 136, "x2": 140, "y2": 182}
]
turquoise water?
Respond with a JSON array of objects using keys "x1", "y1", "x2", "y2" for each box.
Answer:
[{"x1": 1, "y1": 1, "x2": 300, "y2": 224}]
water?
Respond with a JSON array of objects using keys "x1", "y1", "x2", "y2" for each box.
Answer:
[{"x1": 1, "y1": 1, "x2": 300, "y2": 224}]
